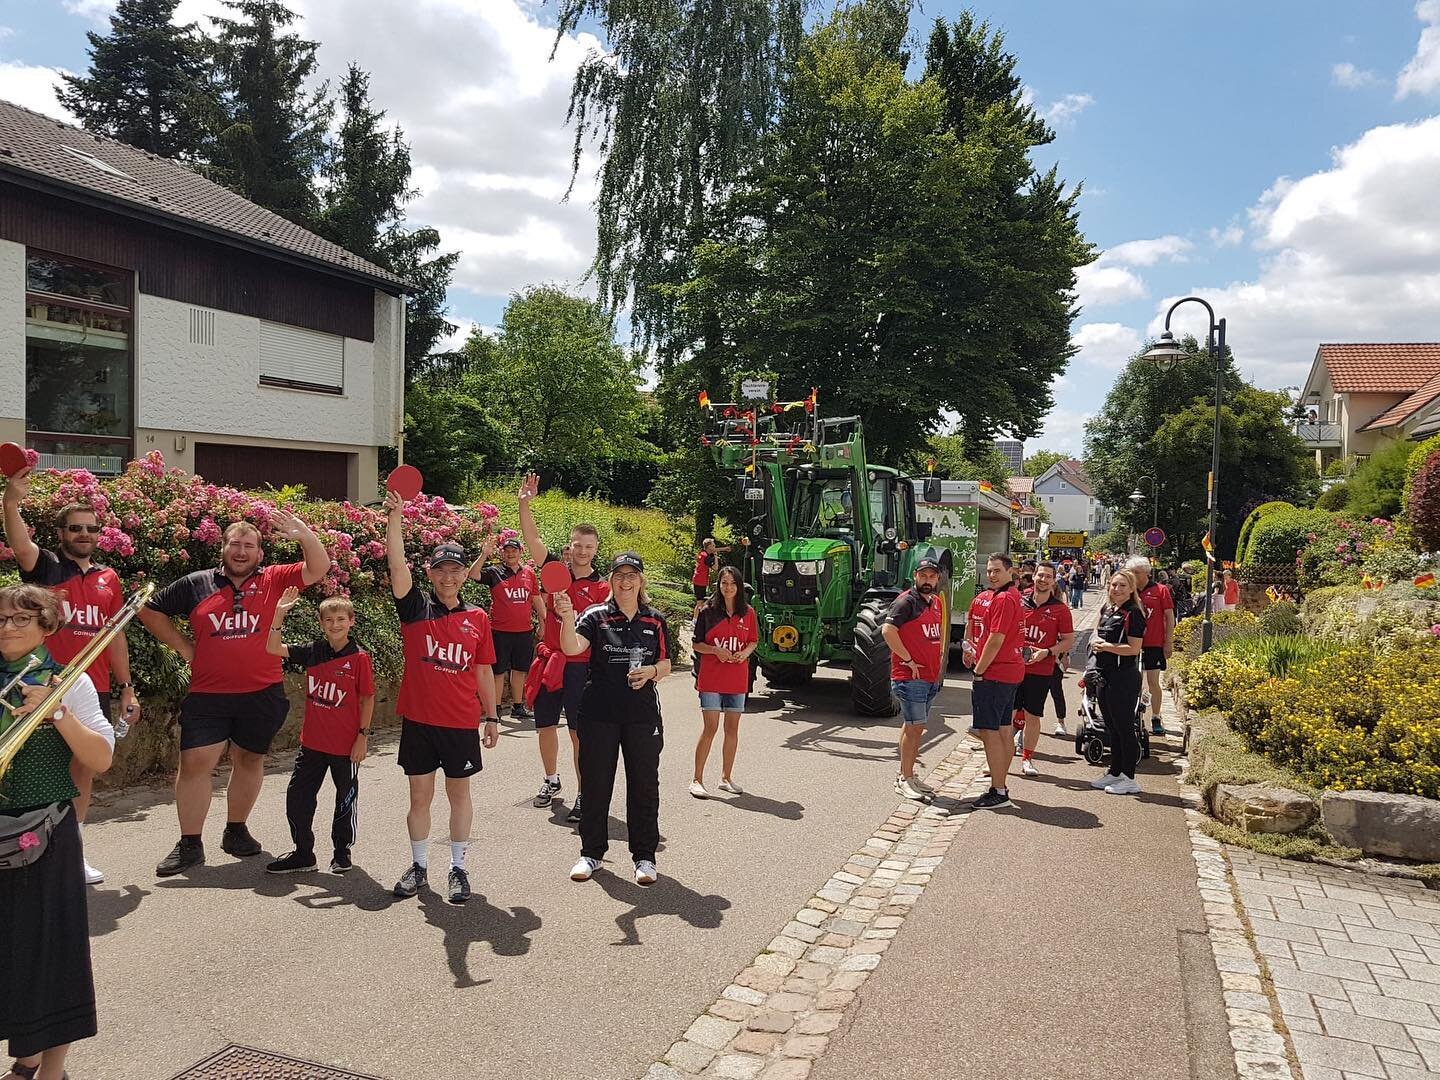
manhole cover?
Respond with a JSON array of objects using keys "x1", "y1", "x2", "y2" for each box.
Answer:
[{"x1": 170, "y1": 1044, "x2": 389, "y2": 1079}]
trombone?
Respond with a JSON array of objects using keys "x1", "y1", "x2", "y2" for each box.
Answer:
[{"x1": 0, "y1": 580, "x2": 154, "y2": 794}]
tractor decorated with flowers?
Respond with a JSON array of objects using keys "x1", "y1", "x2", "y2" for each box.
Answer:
[{"x1": 700, "y1": 389, "x2": 953, "y2": 717}]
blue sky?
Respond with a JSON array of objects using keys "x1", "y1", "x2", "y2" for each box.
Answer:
[{"x1": 4, "y1": 1, "x2": 1440, "y2": 455}]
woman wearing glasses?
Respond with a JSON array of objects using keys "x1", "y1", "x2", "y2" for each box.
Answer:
[
  {"x1": 0, "y1": 584, "x2": 115, "y2": 1080},
  {"x1": 3, "y1": 468, "x2": 138, "y2": 886}
]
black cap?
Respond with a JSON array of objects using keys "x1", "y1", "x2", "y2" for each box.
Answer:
[
  {"x1": 914, "y1": 557, "x2": 942, "y2": 574},
  {"x1": 499, "y1": 536, "x2": 522, "y2": 550},
  {"x1": 429, "y1": 543, "x2": 466, "y2": 567},
  {"x1": 610, "y1": 551, "x2": 644, "y2": 573}
]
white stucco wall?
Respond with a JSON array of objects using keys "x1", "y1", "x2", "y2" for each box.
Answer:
[
  {"x1": 1033, "y1": 475, "x2": 1099, "y2": 532},
  {"x1": 371, "y1": 291, "x2": 403, "y2": 447},
  {"x1": 0, "y1": 238, "x2": 25, "y2": 439}
]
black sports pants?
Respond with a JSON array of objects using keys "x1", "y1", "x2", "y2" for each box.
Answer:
[
  {"x1": 1098, "y1": 666, "x2": 1142, "y2": 779},
  {"x1": 578, "y1": 717, "x2": 663, "y2": 864},
  {"x1": 1048, "y1": 667, "x2": 1067, "y2": 720},
  {"x1": 286, "y1": 746, "x2": 359, "y2": 855}
]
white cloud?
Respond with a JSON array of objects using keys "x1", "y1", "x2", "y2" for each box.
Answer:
[
  {"x1": 1040, "y1": 92, "x2": 1094, "y2": 127},
  {"x1": 1149, "y1": 114, "x2": 1440, "y2": 389},
  {"x1": 1033, "y1": 406, "x2": 1091, "y2": 456},
  {"x1": 1208, "y1": 223, "x2": 1244, "y2": 247},
  {"x1": 1098, "y1": 235, "x2": 1192, "y2": 267},
  {"x1": 0, "y1": 62, "x2": 76, "y2": 122},
  {"x1": 61, "y1": 0, "x2": 116, "y2": 24},
  {"x1": 1397, "y1": 0, "x2": 1440, "y2": 98},
  {"x1": 1073, "y1": 234, "x2": 1192, "y2": 309},
  {"x1": 1332, "y1": 62, "x2": 1378, "y2": 89},
  {"x1": 1071, "y1": 322, "x2": 1142, "y2": 371}
]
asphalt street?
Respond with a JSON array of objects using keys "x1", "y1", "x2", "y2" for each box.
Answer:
[{"x1": 75, "y1": 655, "x2": 971, "y2": 1079}]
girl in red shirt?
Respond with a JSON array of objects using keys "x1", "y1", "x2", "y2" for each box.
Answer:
[{"x1": 689, "y1": 566, "x2": 758, "y2": 798}]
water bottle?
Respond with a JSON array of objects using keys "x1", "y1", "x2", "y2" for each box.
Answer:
[{"x1": 628, "y1": 646, "x2": 644, "y2": 672}]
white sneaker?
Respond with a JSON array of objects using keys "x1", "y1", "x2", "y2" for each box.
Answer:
[
  {"x1": 570, "y1": 856, "x2": 601, "y2": 881},
  {"x1": 1054, "y1": 722, "x2": 1069, "y2": 739},
  {"x1": 1090, "y1": 772, "x2": 1120, "y2": 789},
  {"x1": 634, "y1": 860, "x2": 658, "y2": 885},
  {"x1": 718, "y1": 778, "x2": 744, "y2": 795},
  {"x1": 1105, "y1": 776, "x2": 1142, "y2": 796},
  {"x1": 689, "y1": 780, "x2": 709, "y2": 799},
  {"x1": 83, "y1": 859, "x2": 104, "y2": 885},
  {"x1": 1020, "y1": 759, "x2": 1038, "y2": 777},
  {"x1": 897, "y1": 777, "x2": 931, "y2": 802}
]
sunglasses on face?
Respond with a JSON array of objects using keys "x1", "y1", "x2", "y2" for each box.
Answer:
[
  {"x1": 0, "y1": 613, "x2": 37, "y2": 628},
  {"x1": 64, "y1": 524, "x2": 101, "y2": 535}
]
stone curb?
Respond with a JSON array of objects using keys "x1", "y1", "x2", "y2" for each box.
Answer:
[{"x1": 640, "y1": 738, "x2": 991, "y2": 1080}]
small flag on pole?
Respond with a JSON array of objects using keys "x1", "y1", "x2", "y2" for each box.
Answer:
[
  {"x1": 698, "y1": 390, "x2": 711, "y2": 408},
  {"x1": 1414, "y1": 571, "x2": 1436, "y2": 588},
  {"x1": 926, "y1": 458, "x2": 935, "y2": 474},
  {"x1": 1200, "y1": 533, "x2": 1214, "y2": 563},
  {"x1": 978, "y1": 480, "x2": 993, "y2": 493}
]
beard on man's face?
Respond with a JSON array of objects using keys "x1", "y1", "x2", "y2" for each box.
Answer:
[{"x1": 916, "y1": 582, "x2": 937, "y2": 595}]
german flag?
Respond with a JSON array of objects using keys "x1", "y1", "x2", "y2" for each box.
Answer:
[
  {"x1": 1200, "y1": 533, "x2": 1214, "y2": 562},
  {"x1": 1415, "y1": 571, "x2": 1437, "y2": 588},
  {"x1": 698, "y1": 390, "x2": 711, "y2": 408},
  {"x1": 978, "y1": 480, "x2": 993, "y2": 493}
]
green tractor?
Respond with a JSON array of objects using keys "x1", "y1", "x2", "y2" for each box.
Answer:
[{"x1": 702, "y1": 393, "x2": 954, "y2": 716}]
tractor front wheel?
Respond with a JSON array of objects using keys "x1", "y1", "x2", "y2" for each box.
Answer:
[{"x1": 852, "y1": 597, "x2": 898, "y2": 717}]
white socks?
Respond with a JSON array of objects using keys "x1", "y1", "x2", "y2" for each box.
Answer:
[
  {"x1": 451, "y1": 841, "x2": 467, "y2": 869},
  {"x1": 546, "y1": 773, "x2": 560, "y2": 784},
  {"x1": 410, "y1": 840, "x2": 428, "y2": 869}
]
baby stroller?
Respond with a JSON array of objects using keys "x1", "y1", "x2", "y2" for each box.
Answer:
[{"x1": 1074, "y1": 662, "x2": 1150, "y2": 766}]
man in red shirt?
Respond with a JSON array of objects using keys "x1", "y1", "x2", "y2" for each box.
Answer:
[
  {"x1": 969, "y1": 553, "x2": 1025, "y2": 810},
  {"x1": 1017, "y1": 563, "x2": 1075, "y2": 778},
  {"x1": 690, "y1": 537, "x2": 732, "y2": 614},
  {"x1": 881, "y1": 558, "x2": 945, "y2": 803},
  {"x1": 1127, "y1": 556, "x2": 1176, "y2": 736},
  {"x1": 140, "y1": 510, "x2": 331, "y2": 876},
  {"x1": 4, "y1": 467, "x2": 139, "y2": 885},
  {"x1": 385, "y1": 493, "x2": 498, "y2": 905},
  {"x1": 518, "y1": 472, "x2": 611, "y2": 821},
  {"x1": 469, "y1": 536, "x2": 544, "y2": 723}
]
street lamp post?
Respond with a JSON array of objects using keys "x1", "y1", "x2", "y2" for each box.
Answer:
[
  {"x1": 1129, "y1": 475, "x2": 1159, "y2": 529},
  {"x1": 1141, "y1": 298, "x2": 1227, "y2": 653}
]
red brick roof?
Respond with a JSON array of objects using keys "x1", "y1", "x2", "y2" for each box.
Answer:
[
  {"x1": 0, "y1": 98, "x2": 406, "y2": 291},
  {"x1": 1318, "y1": 343, "x2": 1440, "y2": 394},
  {"x1": 1058, "y1": 459, "x2": 1094, "y2": 497},
  {"x1": 1360, "y1": 370, "x2": 1440, "y2": 431}
]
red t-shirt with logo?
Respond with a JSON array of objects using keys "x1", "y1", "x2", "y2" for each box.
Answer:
[
  {"x1": 1021, "y1": 594, "x2": 1073, "y2": 676},
  {"x1": 394, "y1": 585, "x2": 496, "y2": 730},
  {"x1": 480, "y1": 564, "x2": 538, "y2": 633},
  {"x1": 1139, "y1": 583, "x2": 1174, "y2": 648},
  {"x1": 692, "y1": 551, "x2": 717, "y2": 587},
  {"x1": 285, "y1": 641, "x2": 375, "y2": 755},
  {"x1": 976, "y1": 583, "x2": 1024, "y2": 685},
  {"x1": 694, "y1": 606, "x2": 758, "y2": 695},
  {"x1": 966, "y1": 588, "x2": 993, "y2": 646},
  {"x1": 148, "y1": 561, "x2": 307, "y2": 694},
  {"x1": 21, "y1": 549, "x2": 123, "y2": 693},
  {"x1": 540, "y1": 556, "x2": 611, "y2": 663},
  {"x1": 885, "y1": 588, "x2": 945, "y2": 683}
]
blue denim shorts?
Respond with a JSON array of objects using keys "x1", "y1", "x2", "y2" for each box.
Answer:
[
  {"x1": 699, "y1": 691, "x2": 746, "y2": 712},
  {"x1": 893, "y1": 679, "x2": 940, "y2": 726},
  {"x1": 971, "y1": 676, "x2": 1020, "y2": 731}
]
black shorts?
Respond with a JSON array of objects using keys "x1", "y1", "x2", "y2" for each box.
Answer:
[
  {"x1": 397, "y1": 719, "x2": 482, "y2": 778},
  {"x1": 1142, "y1": 647, "x2": 1168, "y2": 672},
  {"x1": 491, "y1": 630, "x2": 535, "y2": 676},
  {"x1": 1019, "y1": 673, "x2": 1054, "y2": 716},
  {"x1": 693, "y1": 584, "x2": 708, "y2": 601},
  {"x1": 95, "y1": 691, "x2": 111, "y2": 716},
  {"x1": 179, "y1": 684, "x2": 290, "y2": 753},
  {"x1": 534, "y1": 661, "x2": 587, "y2": 730},
  {"x1": 970, "y1": 677, "x2": 1019, "y2": 732}
]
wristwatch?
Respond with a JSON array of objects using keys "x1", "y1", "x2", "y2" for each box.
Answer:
[
  {"x1": 356, "y1": 729, "x2": 371, "y2": 737},
  {"x1": 114, "y1": 681, "x2": 134, "y2": 690}
]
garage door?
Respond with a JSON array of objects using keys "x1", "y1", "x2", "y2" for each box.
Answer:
[{"x1": 194, "y1": 443, "x2": 351, "y2": 500}]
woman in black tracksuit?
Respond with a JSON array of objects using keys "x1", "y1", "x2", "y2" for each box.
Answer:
[
  {"x1": 1088, "y1": 569, "x2": 1148, "y2": 796},
  {"x1": 554, "y1": 552, "x2": 671, "y2": 887}
]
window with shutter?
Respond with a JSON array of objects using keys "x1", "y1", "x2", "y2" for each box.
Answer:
[{"x1": 259, "y1": 320, "x2": 344, "y2": 393}]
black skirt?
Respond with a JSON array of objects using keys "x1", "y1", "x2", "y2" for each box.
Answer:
[{"x1": 0, "y1": 804, "x2": 98, "y2": 1058}]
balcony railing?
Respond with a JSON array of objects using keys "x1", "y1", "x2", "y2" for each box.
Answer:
[{"x1": 1293, "y1": 422, "x2": 1343, "y2": 447}]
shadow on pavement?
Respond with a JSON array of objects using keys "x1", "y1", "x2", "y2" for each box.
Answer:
[
  {"x1": 88, "y1": 883, "x2": 151, "y2": 937},
  {"x1": 709, "y1": 791, "x2": 804, "y2": 820},
  {"x1": 592, "y1": 869, "x2": 731, "y2": 947},
  {"x1": 773, "y1": 712, "x2": 957, "y2": 765},
  {"x1": 153, "y1": 857, "x2": 394, "y2": 909},
  {"x1": 541, "y1": 800, "x2": 670, "y2": 854},
  {"x1": 415, "y1": 888, "x2": 542, "y2": 989}
]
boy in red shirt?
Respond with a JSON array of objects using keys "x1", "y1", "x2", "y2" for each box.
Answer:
[
  {"x1": 969, "y1": 553, "x2": 1025, "y2": 810},
  {"x1": 469, "y1": 536, "x2": 544, "y2": 722},
  {"x1": 264, "y1": 590, "x2": 375, "y2": 875},
  {"x1": 882, "y1": 558, "x2": 946, "y2": 802}
]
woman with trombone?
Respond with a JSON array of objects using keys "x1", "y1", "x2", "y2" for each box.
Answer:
[{"x1": 0, "y1": 584, "x2": 116, "y2": 1080}]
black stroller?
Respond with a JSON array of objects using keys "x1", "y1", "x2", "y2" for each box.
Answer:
[{"x1": 1073, "y1": 661, "x2": 1150, "y2": 766}]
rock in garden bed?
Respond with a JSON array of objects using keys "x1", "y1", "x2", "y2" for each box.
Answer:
[
  {"x1": 1320, "y1": 791, "x2": 1440, "y2": 863},
  {"x1": 1212, "y1": 783, "x2": 1317, "y2": 834}
]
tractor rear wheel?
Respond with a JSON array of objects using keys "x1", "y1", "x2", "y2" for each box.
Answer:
[
  {"x1": 760, "y1": 661, "x2": 815, "y2": 689},
  {"x1": 852, "y1": 597, "x2": 898, "y2": 717}
]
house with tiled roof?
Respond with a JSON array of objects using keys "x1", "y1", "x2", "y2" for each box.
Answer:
[
  {"x1": 0, "y1": 98, "x2": 407, "y2": 499},
  {"x1": 1297, "y1": 344, "x2": 1440, "y2": 472},
  {"x1": 1031, "y1": 458, "x2": 1115, "y2": 536}
]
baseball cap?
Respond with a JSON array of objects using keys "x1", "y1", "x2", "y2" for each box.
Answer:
[
  {"x1": 499, "y1": 536, "x2": 522, "y2": 550},
  {"x1": 914, "y1": 557, "x2": 942, "y2": 574},
  {"x1": 610, "y1": 552, "x2": 645, "y2": 574},
  {"x1": 429, "y1": 543, "x2": 466, "y2": 567}
]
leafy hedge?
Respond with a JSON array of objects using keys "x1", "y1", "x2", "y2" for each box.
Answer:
[
  {"x1": 1172, "y1": 609, "x2": 1259, "y2": 656},
  {"x1": 1244, "y1": 507, "x2": 1332, "y2": 566},
  {"x1": 1299, "y1": 582, "x2": 1440, "y2": 650},
  {"x1": 1237, "y1": 500, "x2": 1294, "y2": 564},
  {"x1": 1407, "y1": 435, "x2": 1440, "y2": 553}
]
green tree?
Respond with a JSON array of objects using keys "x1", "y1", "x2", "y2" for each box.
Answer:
[
  {"x1": 491, "y1": 287, "x2": 647, "y2": 474},
  {"x1": 206, "y1": 0, "x2": 331, "y2": 227},
  {"x1": 402, "y1": 375, "x2": 509, "y2": 503},
  {"x1": 1342, "y1": 438, "x2": 1413, "y2": 521},
  {"x1": 1022, "y1": 450, "x2": 1066, "y2": 478},
  {"x1": 57, "y1": 0, "x2": 211, "y2": 160},
  {"x1": 316, "y1": 65, "x2": 458, "y2": 383},
  {"x1": 921, "y1": 435, "x2": 1011, "y2": 489}
]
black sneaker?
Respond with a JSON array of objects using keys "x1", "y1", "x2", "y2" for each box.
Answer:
[
  {"x1": 511, "y1": 703, "x2": 533, "y2": 720},
  {"x1": 533, "y1": 776, "x2": 562, "y2": 808},
  {"x1": 393, "y1": 862, "x2": 427, "y2": 898},
  {"x1": 1151, "y1": 718, "x2": 1166, "y2": 736},
  {"x1": 971, "y1": 787, "x2": 1014, "y2": 811},
  {"x1": 566, "y1": 794, "x2": 583, "y2": 823},
  {"x1": 448, "y1": 866, "x2": 471, "y2": 904},
  {"x1": 221, "y1": 823, "x2": 262, "y2": 857},
  {"x1": 330, "y1": 850, "x2": 353, "y2": 874},
  {"x1": 266, "y1": 850, "x2": 317, "y2": 874},
  {"x1": 156, "y1": 838, "x2": 204, "y2": 877}
]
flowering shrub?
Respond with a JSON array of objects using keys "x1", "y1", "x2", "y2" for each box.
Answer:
[
  {"x1": 1172, "y1": 609, "x2": 1258, "y2": 656},
  {"x1": 1179, "y1": 649, "x2": 1259, "y2": 713},
  {"x1": 1408, "y1": 444, "x2": 1440, "y2": 553},
  {"x1": 1293, "y1": 516, "x2": 1395, "y2": 588},
  {"x1": 1299, "y1": 582, "x2": 1440, "y2": 649}
]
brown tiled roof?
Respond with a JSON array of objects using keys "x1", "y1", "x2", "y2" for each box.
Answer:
[
  {"x1": 1058, "y1": 459, "x2": 1094, "y2": 497},
  {"x1": 1360, "y1": 370, "x2": 1440, "y2": 431},
  {"x1": 1317, "y1": 343, "x2": 1440, "y2": 394},
  {"x1": 0, "y1": 98, "x2": 406, "y2": 291},
  {"x1": 1006, "y1": 476, "x2": 1034, "y2": 494}
]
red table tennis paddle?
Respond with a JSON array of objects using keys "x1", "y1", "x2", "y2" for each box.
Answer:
[
  {"x1": 0, "y1": 442, "x2": 29, "y2": 479},
  {"x1": 386, "y1": 464, "x2": 423, "y2": 501},
  {"x1": 540, "y1": 561, "x2": 573, "y2": 594}
]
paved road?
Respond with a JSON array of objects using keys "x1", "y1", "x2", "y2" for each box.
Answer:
[
  {"x1": 77, "y1": 660, "x2": 970, "y2": 1079},
  {"x1": 813, "y1": 600, "x2": 1236, "y2": 1080}
]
